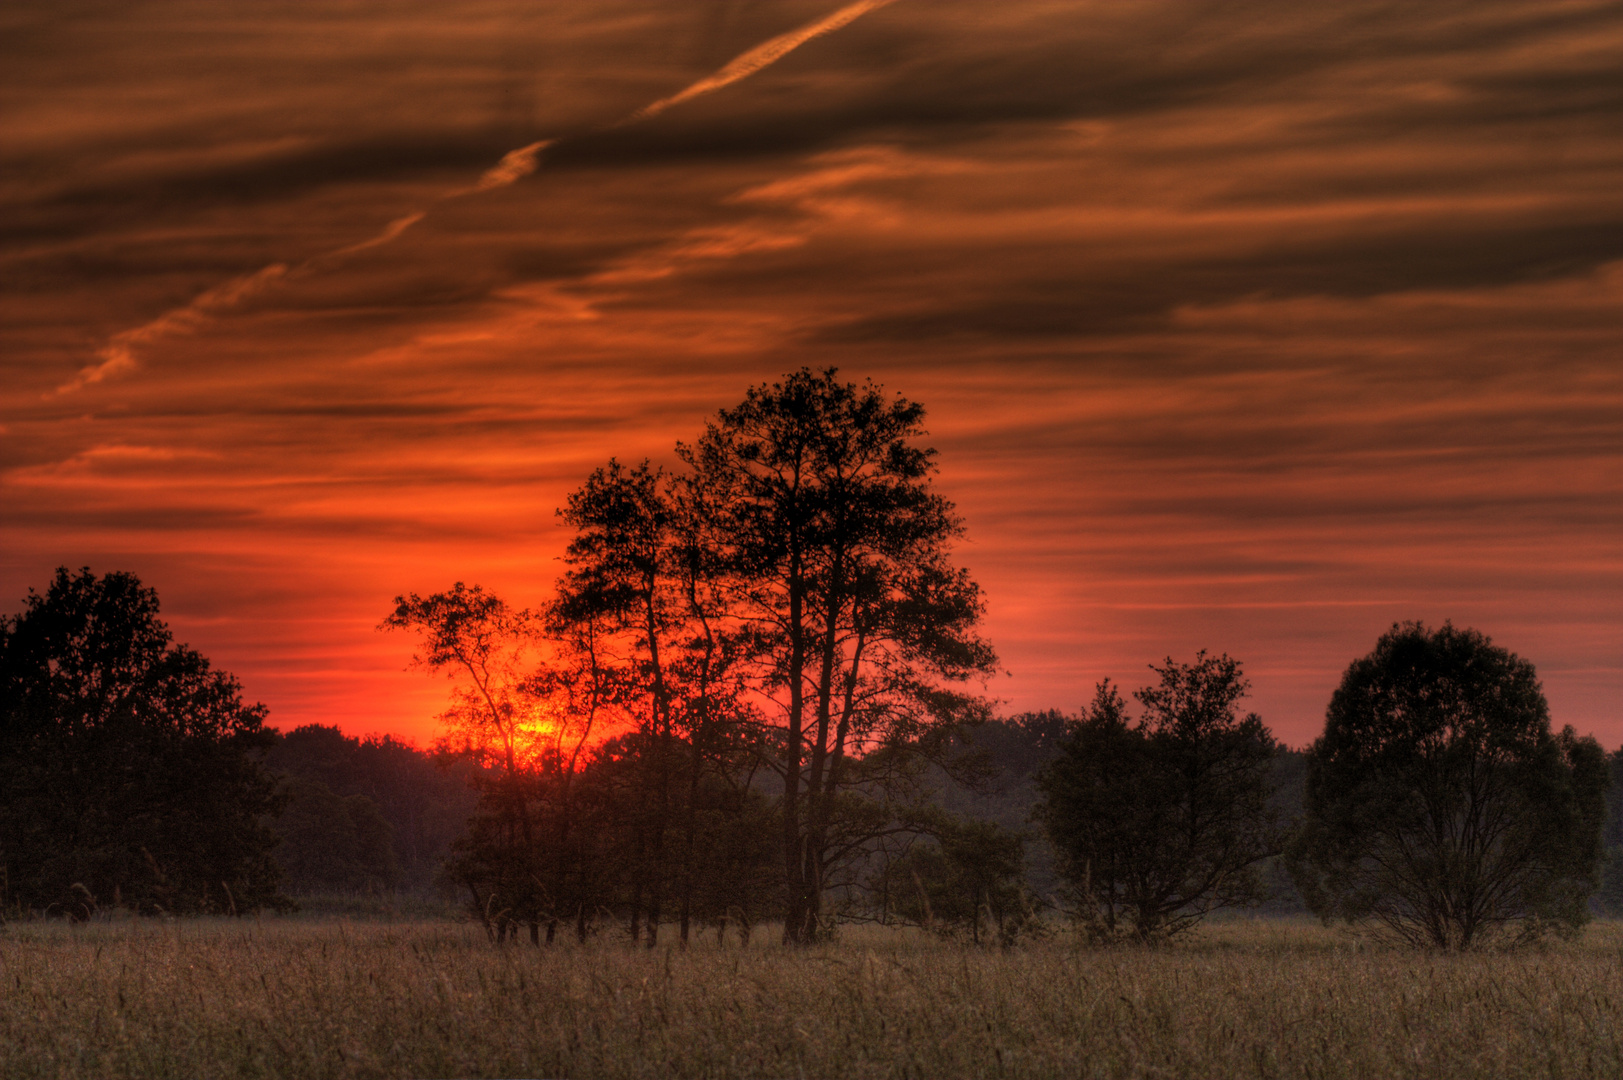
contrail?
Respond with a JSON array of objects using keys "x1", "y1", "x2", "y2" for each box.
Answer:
[
  {"x1": 323, "y1": 212, "x2": 427, "y2": 260},
  {"x1": 69, "y1": 2, "x2": 898, "y2": 395},
  {"x1": 465, "y1": 139, "x2": 553, "y2": 194},
  {"x1": 55, "y1": 142, "x2": 557, "y2": 396},
  {"x1": 625, "y1": 0, "x2": 898, "y2": 124},
  {"x1": 52, "y1": 264, "x2": 289, "y2": 397}
]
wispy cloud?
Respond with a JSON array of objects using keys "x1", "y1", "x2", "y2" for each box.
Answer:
[
  {"x1": 67, "y1": 2, "x2": 902, "y2": 395},
  {"x1": 50, "y1": 264, "x2": 289, "y2": 397},
  {"x1": 463, "y1": 140, "x2": 553, "y2": 194},
  {"x1": 5, "y1": 0, "x2": 1619, "y2": 744},
  {"x1": 625, "y1": 0, "x2": 898, "y2": 123}
]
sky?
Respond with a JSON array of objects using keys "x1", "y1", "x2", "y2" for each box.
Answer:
[{"x1": 3, "y1": 0, "x2": 1620, "y2": 749}]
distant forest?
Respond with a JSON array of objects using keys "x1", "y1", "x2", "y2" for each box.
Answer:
[{"x1": 267, "y1": 714, "x2": 1623, "y2": 922}]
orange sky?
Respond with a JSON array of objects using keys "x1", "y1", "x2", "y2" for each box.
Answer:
[{"x1": 3, "y1": 0, "x2": 1620, "y2": 748}]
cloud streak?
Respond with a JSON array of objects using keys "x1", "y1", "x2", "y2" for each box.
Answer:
[
  {"x1": 50, "y1": 264, "x2": 290, "y2": 397},
  {"x1": 67, "y1": 2, "x2": 901, "y2": 395},
  {"x1": 625, "y1": 0, "x2": 899, "y2": 124},
  {"x1": 463, "y1": 140, "x2": 553, "y2": 194}
]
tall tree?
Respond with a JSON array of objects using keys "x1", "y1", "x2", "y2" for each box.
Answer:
[
  {"x1": 381, "y1": 583, "x2": 547, "y2": 940},
  {"x1": 686, "y1": 368, "x2": 997, "y2": 943},
  {"x1": 0, "y1": 568, "x2": 285, "y2": 916},
  {"x1": 557, "y1": 460, "x2": 681, "y2": 943},
  {"x1": 383, "y1": 582, "x2": 615, "y2": 942},
  {"x1": 1288, "y1": 622, "x2": 1607, "y2": 948},
  {"x1": 1036, "y1": 654, "x2": 1279, "y2": 941},
  {"x1": 665, "y1": 463, "x2": 763, "y2": 944},
  {"x1": 556, "y1": 458, "x2": 765, "y2": 946}
]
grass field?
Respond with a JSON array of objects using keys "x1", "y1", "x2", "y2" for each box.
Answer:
[{"x1": 4, "y1": 916, "x2": 1622, "y2": 1079}]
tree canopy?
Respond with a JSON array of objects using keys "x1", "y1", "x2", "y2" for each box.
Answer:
[
  {"x1": 685, "y1": 368, "x2": 998, "y2": 942},
  {"x1": 263, "y1": 724, "x2": 480, "y2": 897},
  {"x1": 1288, "y1": 621, "x2": 1607, "y2": 948},
  {"x1": 1036, "y1": 653, "x2": 1279, "y2": 941},
  {"x1": 384, "y1": 368, "x2": 999, "y2": 945},
  {"x1": 0, "y1": 567, "x2": 285, "y2": 916}
]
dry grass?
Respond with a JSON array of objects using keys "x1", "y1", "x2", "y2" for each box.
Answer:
[{"x1": 3, "y1": 915, "x2": 1623, "y2": 1078}]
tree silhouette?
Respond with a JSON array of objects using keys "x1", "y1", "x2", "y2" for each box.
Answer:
[
  {"x1": 874, "y1": 810, "x2": 1032, "y2": 945},
  {"x1": 384, "y1": 582, "x2": 626, "y2": 942},
  {"x1": 0, "y1": 568, "x2": 285, "y2": 916},
  {"x1": 555, "y1": 458, "x2": 768, "y2": 945},
  {"x1": 1288, "y1": 622, "x2": 1607, "y2": 948},
  {"x1": 1036, "y1": 654, "x2": 1279, "y2": 941},
  {"x1": 381, "y1": 584, "x2": 550, "y2": 940},
  {"x1": 382, "y1": 371, "x2": 997, "y2": 945},
  {"x1": 273, "y1": 775, "x2": 398, "y2": 893},
  {"x1": 686, "y1": 368, "x2": 998, "y2": 943},
  {"x1": 265, "y1": 724, "x2": 479, "y2": 895},
  {"x1": 557, "y1": 460, "x2": 682, "y2": 943}
]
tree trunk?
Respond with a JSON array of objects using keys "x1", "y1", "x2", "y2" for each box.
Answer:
[
  {"x1": 678, "y1": 734, "x2": 702, "y2": 947},
  {"x1": 781, "y1": 538, "x2": 808, "y2": 945}
]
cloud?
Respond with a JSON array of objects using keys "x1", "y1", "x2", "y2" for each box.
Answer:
[
  {"x1": 55, "y1": 2, "x2": 909, "y2": 394},
  {"x1": 3, "y1": 0, "x2": 1620, "y2": 743},
  {"x1": 49, "y1": 264, "x2": 289, "y2": 396},
  {"x1": 625, "y1": 0, "x2": 898, "y2": 123},
  {"x1": 465, "y1": 140, "x2": 553, "y2": 193}
]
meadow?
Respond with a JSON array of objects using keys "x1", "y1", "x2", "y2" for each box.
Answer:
[{"x1": 4, "y1": 916, "x2": 1623, "y2": 1079}]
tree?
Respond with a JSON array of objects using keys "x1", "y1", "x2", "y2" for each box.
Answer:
[
  {"x1": 1036, "y1": 654, "x2": 1279, "y2": 941},
  {"x1": 273, "y1": 777, "x2": 398, "y2": 893},
  {"x1": 556, "y1": 460, "x2": 681, "y2": 943},
  {"x1": 1288, "y1": 622, "x2": 1607, "y2": 949},
  {"x1": 927, "y1": 712, "x2": 1071, "y2": 900},
  {"x1": 0, "y1": 568, "x2": 285, "y2": 916},
  {"x1": 1596, "y1": 749, "x2": 1623, "y2": 914},
  {"x1": 380, "y1": 371, "x2": 997, "y2": 946},
  {"x1": 382, "y1": 582, "x2": 616, "y2": 943},
  {"x1": 686, "y1": 368, "x2": 998, "y2": 943},
  {"x1": 381, "y1": 583, "x2": 549, "y2": 940},
  {"x1": 873, "y1": 811, "x2": 1033, "y2": 945},
  {"x1": 555, "y1": 457, "x2": 767, "y2": 946}
]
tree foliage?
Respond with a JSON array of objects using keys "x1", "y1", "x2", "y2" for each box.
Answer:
[
  {"x1": 1288, "y1": 622, "x2": 1607, "y2": 948},
  {"x1": 264, "y1": 724, "x2": 479, "y2": 895},
  {"x1": 873, "y1": 810, "x2": 1034, "y2": 945},
  {"x1": 0, "y1": 568, "x2": 285, "y2": 916},
  {"x1": 383, "y1": 583, "x2": 590, "y2": 942},
  {"x1": 555, "y1": 458, "x2": 761, "y2": 945},
  {"x1": 685, "y1": 367, "x2": 998, "y2": 942},
  {"x1": 383, "y1": 369, "x2": 998, "y2": 945},
  {"x1": 273, "y1": 776, "x2": 398, "y2": 894},
  {"x1": 1036, "y1": 653, "x2": 1279, "y2": 941}
]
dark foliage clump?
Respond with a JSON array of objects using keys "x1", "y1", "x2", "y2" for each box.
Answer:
[
  {"x1": 265, "y1": 724, "x2": 479, "y2": 896},
  {"x1": 1288, "y1": 622, "x2": 1607, "y2": 949},
  {"x1": 873, "y1": 809, "x2": 1035, "y2": 945},
  {"x1": 1036, "y1": 653, "x2": 1280, "y2": 942},
  {"x1": 0, "y1": 568, "x2": 287, "y2": 917}
]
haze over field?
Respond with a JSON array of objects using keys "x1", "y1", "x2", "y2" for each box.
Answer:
[{"x1": 3, "y1": 0, "x2": 1619, "y2": 745}]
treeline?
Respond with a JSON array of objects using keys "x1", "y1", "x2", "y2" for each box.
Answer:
[
  {"x1": 4, "y1": 566, "x2": 1620, "y2": 946},
  {"x1": 269, "y1": 681, "x2": 1623, "y2": 946},
  {"x1": 266, "y1": 725, "x2": 478, "y2": 896},
  {"x1": 4, "y1": 370, "x2": 1616, "y2": 950}
]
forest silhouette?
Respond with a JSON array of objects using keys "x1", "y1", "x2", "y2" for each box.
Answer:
[{"x1": 3, "y1": 370, "x2": 1619, "y2": 948}]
